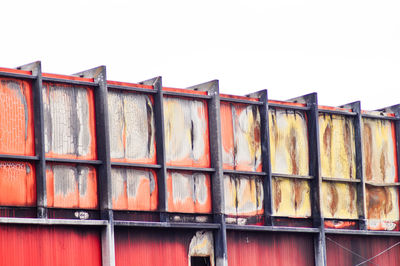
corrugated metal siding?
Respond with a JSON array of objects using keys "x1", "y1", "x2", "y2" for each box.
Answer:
[
  {"x1": 163, "y1": 97, "x2": 210, "y2": 167},
  {"x1": 0, "y1": 161, "x2": 36, "y2": 206},
  {"x1": 227, "y1": 231, "x2": 315, "y2": 266},
  {"x1": 108, "y1": 90, "x2": 156, "y2": 164},
  {"x1": 0, "y1": 78, "x2": 35, "y2": 156},
  {"x1": 0, "y1": 224, "x2": 101, "y2": 266},
  {"x1": 220, "y1": 102, "x2": 262, "y2": 172},
  {"x1": 46, "y1": 164, "x2": 98, "y2": 209},
  {"x1": 111, "y1": 167, "x2": 158, "y2": 211},
  {"x1": 167, "y1": 171, "x2": 212, "y2": 213},
  {"x1": 42, "y1": 82, "x2": 97, "y2": 160},
  {"x1": 326, "y1": 234, "x2": 400, "y2": 266}
]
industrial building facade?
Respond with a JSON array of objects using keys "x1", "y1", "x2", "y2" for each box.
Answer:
[{"x1": 0, "y1": 61, "x2": 399, "y2": 265}]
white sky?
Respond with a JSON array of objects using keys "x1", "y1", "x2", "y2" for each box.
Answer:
[{"x1": 1, "y1": 0, "x2": 399, "y2": 110}]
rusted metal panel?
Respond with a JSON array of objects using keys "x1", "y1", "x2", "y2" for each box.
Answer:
[
  {"x1": 163, "y1": 97, "x2": 210, "y2": 167},
  {"x1": 269, "y1": 108, "x2": 311, "y2": 218},
  {"x1": 166, "y1": 171, "x2": 212, "y2": 213},
  {"x1": 363, "y1": 118, "x2": 399, "y2": 230},
  {"x1": 111, "y1": 167, "x2": 158, "y2": 211},
  {"x1": 42, "y1": 82, "x2": 97, "y2": 160},
  {"x1": 0, "y1": 161, "x2": 36, "y2": 206},
  {"x1": 0, "y1": 224, "x2": 101, "y2": 266},
  {"x1": 220, "y1": 102, "x2": 262, "y2": 172},
  {"x1": 46, "y1": 164, "x2": 98, "y2": 209},
  {"x1": 321, "y1": 182, "x2": 358, "y2": 219},
  {"x1": 319, "y1": 114, "x2": 356, "y2": 179},
  {"x1": 0, "y1": 78, "x2": 35, "y2": 156},
  {"x1": 272, "y1": 177, "x2": 311, "y2": 217},
  {"x1": 326, "y1": 234, "x2": 400, "y2": 266},
  {"x1": 227, "y1": 231, "x2": 315, "y2": 266},
  {"x1": 115, "y1": 228, "x2": 214, "y2": 266},
  {"x1": 108, "y1": 90, "x2": 156, "y2": 164},
  {"x1": 224, "y1": 175, "x2": 264, "y2": 224}
]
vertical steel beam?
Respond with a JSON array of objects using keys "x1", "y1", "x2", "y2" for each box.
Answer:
[
  {"x1": 187, "y1": 80, "x2": 227, "y2": 266},
  {"x1": 73, "y1": 66, "x2": 115, "y2": 266},
  {"x1": 247, "y1": 90, "x2": 273, "y2": 226},
  {"x1": 17, "y1": 61, "x2": 47, "y2": 218},
  {"x1": 139, "y1": 77, "x2": 168, "y2": 221},
  {"x1": 341, "y1": 101, "x2": 367, "y2": 229}
]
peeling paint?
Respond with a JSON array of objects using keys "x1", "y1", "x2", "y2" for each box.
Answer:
[
  {"x1": 111, "y1": 167, "x2": 158, "y2": 211},
  {"x1": 269, "y1": 108, "x2": 309, "y2": 175},
  {"x1": 0, "y1": 161, "x2": 36, "y2": 206},
  {"x1": 108, "y1": 90, "x2": 156, "y2": 164},
  {"x1": 321, "y1": 181, "x2": 358, "y2": 219},
  {"x1": 167, "y1": 171, "x2": 212, "y2": 213},
  {"x1": 319, "y1": 114, "x2": 356, "y2": 179},
  {"x1": 220, "y1": 102, "x2": 262, "y2": 172},
  {"x1": 271, "y1": 177, "x2": 311, "y2": 217},
  {"x1": 188, "y1": 231, "x2": 214, "y2": 266},
  {"x1": 0, "y1": 78, "x2": 35, "y2": 156},
  {"x1": 224, "y1": 175, "x2": 264, "y2": 223},
  {"x1": 46, "y1": 164, "x2": 98, "y2": 209},
  {"x1": 164, "y1": 97, "x2": 210, "y2": 167},
  {"x1": 42, "y1": 82, "x2": 97, "y2": 160}
]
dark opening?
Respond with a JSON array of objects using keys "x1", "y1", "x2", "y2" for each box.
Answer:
[{"x1": 190, "y1": 256, "x2": 211, "y2": 266}]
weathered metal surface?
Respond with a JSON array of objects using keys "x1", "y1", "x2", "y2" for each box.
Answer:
[
  {"x1": 46, "y1": 164, "x2": 98, "y2": 209},
  {"x1": 319, "y1": 113, "x2": 356, "y2": 179},
  {"x1": 167, "y1": 171, "x2": 212, "y2": 213},
  {"x1": 362, "y1": 118, "x2": 399, "y2": 230},
  {"x1": 188, "y1": 231, "x2": 215, "y2": 266},
  {"x1": 111, "y1": 167, "x2": 158, "y2": 211},
  {"x1": 0, "y1": 78, "x2": 35, "y2": 156},
  {"x1": 115, "y1": 228, "x2": 211, "y2": 266},
  {"x1": 362, "y1": 118, "x2": 397, "y2": 183},
  {"x1": 271, "y1": 177, "x2": 311, "y2": 217},
  {"x1": 0, "y1": 161, "x2": 36, "y2": 206},
  {"x1": 108, "y1": 90, "x2": 156, "y2": 164},
  {"x1": 0, "y1": 224, "x2": 101, "y2": 266},
  {"x1": 224, "y1": 175, "x2": 264, "y2": 224},
  {"x1": 326, "y1": 234, "x2": 400, "y2": 266},
  {"x1": 321, "y1": 182, "x2": 358, "y2": 219},
  {"x1": 220, "y1": 102, "x2": 262, "y2": 172},
  {"x1": 227, "y1": 231, "x2": 315, "y2": 266},
  {"x1": 42, "y1": 82, "x2": 97, "y2": 160},
  {"x1": 163, "y1": 97, "x2": 210, "y2": 167}
]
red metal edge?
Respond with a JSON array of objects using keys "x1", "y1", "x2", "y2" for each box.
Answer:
[
  {"x1": 163, "y1": 87, "x2": 208, "y2": 95},
  {"x1": 268, "y1": 99, "x2": 307, "y2": 107},
  {"x1": 361, "y1": 110, "x2": 396, "y2": 117},
  {"x1": 107, "y1": 80, "x2": 154, "y2": 90},
  {"x1": 43, "y1": 73, "x2": 94, "y2": 83},
  {"x1": 220, "y1": 93, "x2": 260, "y2": 102},
  {"x1": 318, "y1": 105, "x2": 352, "y2": 112},
  {"x1": 0, "y1": 67, "x2": 32, "y2": 75}
]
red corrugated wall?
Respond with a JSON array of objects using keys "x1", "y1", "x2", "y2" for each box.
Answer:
[
  {"x1": 227, "y1": 231, "x2": 315, "y2": 266},
  {"x1": 0, "y1": 224, "x2": 101, "y2": 266},
  {"x1": 326, "y1": 234, "x2": 400, "y2": 266}
]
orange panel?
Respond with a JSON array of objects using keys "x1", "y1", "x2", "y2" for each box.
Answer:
[
  {"x1": 42, "y1": 82, "x2": 97, "y2": 160},
  {"x1": 0, "y1": 161, "x2": 36, "y2": 206},
  {"x1": 46, "y1": 164, "x2": 98, "y2": 209},
  {"x1": 112, "y1": 168, "x2": 158, "y2": 211},
  {"x1": 167, "y1": 171, "x2": 212, "y2": 213},
  {"x1": 0, "y1": 78, "x2": 35, "y2": 156}
]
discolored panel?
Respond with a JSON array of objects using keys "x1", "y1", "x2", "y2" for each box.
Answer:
[
  {"x1": 319, "y1": 114, "x2": 356, "y2": 179},
  {"x1": 224, "y1": 175, "x2": 264, "y2": 225},
  {"x1": 362, "y1": 118, "x2": 397, "y2": 183},
  {"x1": 220, "y1": 102, "x2": 262, "y2": 172},
  {"x1": 108, "y1": 90, "x2": 156, "y2": 164},
  {"x1": 111, "y1": 167, "x2": 158, "y2": 211},
  {"x1": 46, "y1": 164, "x2": 98, "y2": 209},
  {"x1": 0, "y1": 161, "x2": 36, "y2": 206},
  {"x1": 269, "y1": 108, "x2": 309, "y2": 176},
  {"x1": 366, "y1": 185, "x2": 399, "y2": 230},
  {"x1": 0, "y1": 78, "x2": 35, "y2": 156},
  {"x1": 321, "y1": 181, "x2": 358, "y2": 219},
  {"x1": 42, "y1": 82, "x2": 97, "y2": 160},
  {"x1": 163, "y1": 97, "x2": 210, "y2": 167},
  {"x1": 167, "y1": 171, "x2": 212, "y2": 213},
  {"x1": 271, "y1": 177, "x2": 311, "y2": 217}
]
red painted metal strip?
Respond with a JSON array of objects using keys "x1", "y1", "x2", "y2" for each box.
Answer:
[
  {"x1": 107, "y1": 80, "x2": 154, "y2": 89},
  {"x1": 43, "y1": 73, "x2": 94, "y2": 83},
  {"x1": 163, "y1": 87, "x2": 208, "y2": 95},
  {"x1": 0, "y1": 67, "x2": 32, "y2": 75}
]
